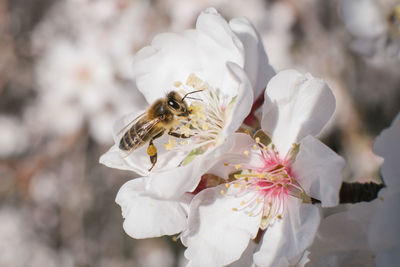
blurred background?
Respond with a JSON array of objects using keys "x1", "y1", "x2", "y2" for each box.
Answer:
[{"x1": 0, "y1": 0, "x2": 399, "y2": 266}]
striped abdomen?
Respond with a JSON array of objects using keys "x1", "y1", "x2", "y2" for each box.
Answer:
[{"x1": 119, "y1": 117, "x2": 159, "y2": 151}]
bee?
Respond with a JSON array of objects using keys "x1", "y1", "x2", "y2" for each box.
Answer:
[{"x1": 118, "y1": 90, "x2": 202, "y2": 171}]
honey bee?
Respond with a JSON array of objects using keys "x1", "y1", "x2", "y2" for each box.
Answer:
[{"x1": 118, "y1": 90, "x2": 202, "y2": 171}]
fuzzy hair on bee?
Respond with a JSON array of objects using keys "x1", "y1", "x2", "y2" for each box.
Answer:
[{"x1": 118, "y1": 90, "x2": 202, "y2": 171}]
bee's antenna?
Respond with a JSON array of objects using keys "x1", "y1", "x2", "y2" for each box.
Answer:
[{"x1": 182, "y1": 90, "x2": 203, "y2": 101}]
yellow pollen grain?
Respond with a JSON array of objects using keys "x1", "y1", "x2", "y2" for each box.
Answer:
[
  {"x1": 244, "y1": 129, "x2": 251, "y2": 135},
  {"x1": 263, "y1": 147, "x2": 268, "y2": 151},
  {"x1": 243, "y1": 150, "x2": 249, "y2": 156},
  {"x1": 232, "y1": 208, "x2": 238, "y2": 211},
  {"x1": 191, "y1": 121, "x2": 198, "y2": 129},
  {"x1": 257, "y1": 198, "x2": 261, "y2": 204},
  {"x1": 224, "y1": 163, "x2": 229, "y2": 166},
  {"x1": 241, "y1": 185, "x2": 246, "y2": 190},
  {"x1": 256, "y1": 186, "x2": 261, "y2": 190},
  {"x1": 240, "y1": 201, "x2": 246, "y2": 206},
  {"x1": 249, "y1": 212, "x2": 253, "y2": 216},
  {"x1": 172, "y1": 236, "x2": 178, "y2": 242},
  {"x1": 233, "y1": 183, "x2": 239, "y2": 188},
  {"x1": 277, "y1": 214, "x2": 282, "y2": 219},
  {"x1": 255, "y1": 137, "x2": 260, "y2": 143},
  {"x1": 225, "y1": 183, "x2": 230, "y2": 188},
  {"x1": 252, "y1": 144, "x2": 258, "y2": 150},
  {"x1": 201, "y1": 122, "x2": 209, "y2": 131},
  {"x1": 235, "y1": 164, "x2": 241, "y2": 170},
  {"x1": 164, "y1": 137, "x2": 177, "y2": 150},
  {"x1": 220, "y1": 190, "x2": 226, "y2": 195},
  {"x1": 379, "y1": 197, "x2": 384, "y2": 202},
  {"x1": 173, "y1": 81, "x2": 182, "y2": 87}
]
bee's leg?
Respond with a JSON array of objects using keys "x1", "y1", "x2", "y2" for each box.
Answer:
[
  {"x1": 147, "y1": 131, "x2": 164, "y2": 171},
  {"x1": 168, "y1": 130, "x2": 192, "y2": 138}
]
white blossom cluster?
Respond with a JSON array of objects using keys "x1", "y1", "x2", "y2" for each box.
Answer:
[
  {"x1": 100, "y1": 8, "x2": 400, "y2": 267},
  {"x1": 1, "y1": 1, "x2": 400, "y2": 266}
]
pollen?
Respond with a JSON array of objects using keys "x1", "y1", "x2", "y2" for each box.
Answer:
[
  {"x1": 232, "y1": 208, "x2": 238, "y2": 211},
  {"x1": 255, "y1": 137, "x2": 260, "y2": 143},
  {"x1": 243, "y1": 150, "x2": 249, "y2": 156},
  {"x1": 180, "y1": 124, "x2": 191, "y2": 137},
  {"x1": 240, "y1": 201, "x2": 246, "y2": 205},
  {"x1": 173, "y1": 81, "x2": 182, "y2": 87},
  {"x1": 201, "y1": 122, "x2": 209, "y2": 131},
  {"x1": 220, "y1": 190, "x2": 226, "y2": 195},
  {"x1": 235, "y1": 164, "x2": 241, "y2": 170},
  {"x1": 225, "y1": 183, "x2": 230, "y2": 188},
  {"x1": 164, "y1": 137, "x2": 177, "y2": 150}
]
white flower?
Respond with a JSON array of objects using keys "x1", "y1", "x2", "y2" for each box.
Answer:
[
  {"x1": 341, "y1": 0, "x2": 400, "y2": 57},
  {"x1": 101, "y1": 8, "x2": 274, "y2": 199},
  {"x1": 180, "y1": 70, "x2": 345, "y2": 267},
  {"x1": 307, "y1": 112, "x2": 400, "y2": 267},
  {"x1": 0, "y1": 115, "x2": 29, "y2": 157},
  {"x1": 115, "y1": 177, "x2": 192, "y2": 239}
]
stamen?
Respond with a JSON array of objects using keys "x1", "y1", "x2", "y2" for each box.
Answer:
[{"x1": 219, "y1": 140, "x2": 308, "y2": 230}]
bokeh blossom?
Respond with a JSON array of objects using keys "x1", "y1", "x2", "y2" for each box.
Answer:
[
  {"x1": 307, "y1": 112, "x2": 400, "y2": 267},
  {"x1": 181, "y1": 69, "x2": 345, "y2": 267},
  {"x1": 341, "y1": 0, "x2": 400, "y2": 57}
]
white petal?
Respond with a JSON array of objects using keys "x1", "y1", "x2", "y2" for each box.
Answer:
[
  {"x1": 115, "y1": 178, "x2": 190, "y2": 239},
  {"x1": 207, "y1": 133, "x2": 262, "y2": 180},
  {"x1": 254, "y1": 198, "x2": 321, "y2": 267},
  {"x1": 132, "y1": 8, "x2": 244, "y2": 104},
  {"x1": 373, "y1": 112, "x2": 400, "y2": 189},
  {"x1": 229, "y1": 17, "x2": 275, "y2": 98},
  {"x1": 228, "y1": 240, "x2": 258, "y2": 267},
  {"x1": 340, "y1": 0, "x2": 386, "y2": 39},
  {"x1": 146, "y1": 135, "x2": 236, "y2": 199},
  {"x1": 222, "y1": 62, "x2": 254, "y2": 135},
  {"x1": 99, "y1": 144, "x2": 138, "y2": 173},
  {"x1": 182, "y1": 186, "x2": 261, "y2": 267},
  {"x1": 292, "y1": 136, "x2": 345, "y2": 207},
  {"x1": 261, "y1": 70, "x2": 336, "y2": 154}
]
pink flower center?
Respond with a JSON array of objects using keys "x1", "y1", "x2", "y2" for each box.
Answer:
[{"x1": 222, "y1": 142, "x2": 305, "y2": 229}]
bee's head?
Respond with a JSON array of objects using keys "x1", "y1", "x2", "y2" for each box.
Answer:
[{"x1": 167, "y1": 91, "x2": 189, "y2": 117}]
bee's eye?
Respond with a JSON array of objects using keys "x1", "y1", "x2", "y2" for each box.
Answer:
[{"x1": 168, "y1": 99, "x2": 180, "y2": 110}]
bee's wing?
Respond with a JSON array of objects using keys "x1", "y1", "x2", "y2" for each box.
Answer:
[
  {"x1": 116, "y1": 112, "x2": 147, "y2": 136},
  {"x1": 120, "y1": 116, "x2": 163, "y2": 156}
]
